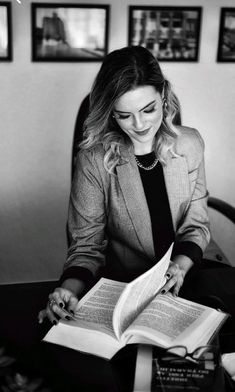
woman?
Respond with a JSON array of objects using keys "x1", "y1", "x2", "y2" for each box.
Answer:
[{"x1": 39, "y1": 46, "x2": 210, "y2": 324}]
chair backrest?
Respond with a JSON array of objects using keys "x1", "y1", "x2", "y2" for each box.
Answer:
[
  {"x1": 71, "y1": 94, "x2": 90, "y2": 177},
  {"x1": 205, "y1": 199, "x2": 235, "y2": 266}
]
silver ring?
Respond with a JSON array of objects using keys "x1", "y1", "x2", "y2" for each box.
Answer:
[{"x1": 49, "y1": 299, "x2": 56, "y2": 308}]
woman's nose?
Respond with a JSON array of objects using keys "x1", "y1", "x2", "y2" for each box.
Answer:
[{"x1": 133, "y1": 113, "x2": 144, "y2": 129}]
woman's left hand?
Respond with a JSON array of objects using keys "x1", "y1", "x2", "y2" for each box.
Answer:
[{"x1": 161, "y1": 254, "x2": 194, "y2": 297}]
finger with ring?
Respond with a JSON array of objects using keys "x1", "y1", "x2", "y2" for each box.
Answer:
[{"x1": 49, "y1": 299, "x2": 56, "y2": 308}]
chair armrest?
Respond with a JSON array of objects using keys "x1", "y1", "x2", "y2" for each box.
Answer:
[{"x1": 208, "y1": 197, "x2": 235, "y2": 224}]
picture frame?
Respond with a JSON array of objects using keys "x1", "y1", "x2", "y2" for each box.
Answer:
[
  {"x1": 0, "y1": 2, "x2": 12, "y2": 61},
  {"x1": 31, "y1": 3, "x2": 109, "y2": 62},
  {"x1": 128, "y1": 6, "x2": 202, "y2": 62},
  {"x1": 217, "y1": 8, "x2": 235, "y2": 62}
]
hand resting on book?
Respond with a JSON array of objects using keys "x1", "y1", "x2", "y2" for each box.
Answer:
[
  {"x1": 161, "y1": 254, "x2": 194, "y2": 297},
  {"x1": 38, "y1": 278, "x2": 85, "y2": 325}
]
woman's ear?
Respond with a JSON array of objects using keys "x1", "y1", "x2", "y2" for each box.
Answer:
[
  {"x1": 161, "y1": 80, "x2": 166, "y2": 99},
  {"x1": 162, "y1": 97, "x2": 168, "y2": 111}
]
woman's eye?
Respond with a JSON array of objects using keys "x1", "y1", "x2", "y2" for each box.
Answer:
[
  {"x1": 117, "y1": 114, "x2": 130, "y2": 120},
  {"x1": 144, "y1": 106, "x2": 156, "y2": 114}
]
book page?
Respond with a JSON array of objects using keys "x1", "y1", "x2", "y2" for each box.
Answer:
[
  {"x1": 43, "y1": 278, "x2": 127, "y2": 360},
  {"x1": 113, "y1": 243, "x2": 173, "y2": 340},
  {"x1": 74, "y1": 277, "x2": 126, "y2": 336},
  {"x1": 124, "y1": 293, "x2": 227, "y2": 352},
  {"x1": 43, "y1": 320, "x2": 124, "y2": 360},
  {"x1": 126, "y1": 293, "x2": 205, "y2": 341}
]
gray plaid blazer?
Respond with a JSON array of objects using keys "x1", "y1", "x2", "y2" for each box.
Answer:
[{"x1": 65, "y1": 126, "x2": 210, "y2": 282}]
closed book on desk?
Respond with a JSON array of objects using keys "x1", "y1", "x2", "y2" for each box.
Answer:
[
  {"x1": 133, "y1": 345, "x2": 226, "y2": 392},
  {"x1": 43, "y1": 244, "x2": 228, "y2": 360}
]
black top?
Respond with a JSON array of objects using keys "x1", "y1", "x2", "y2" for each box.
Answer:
[
  {"x1": 135, "y1": 151, "x2": 202, "y2": 263},
  {"x1": 135, "y1": 152, "x2": 175, "y2": 261}
]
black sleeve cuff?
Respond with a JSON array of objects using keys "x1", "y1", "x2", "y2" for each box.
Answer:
[
  {"x1": 59, "y1": 266, "x2": 95, "y2": 287},
  {"x1": 172, "y1": 241, "x2": 203, "y2": 264}
]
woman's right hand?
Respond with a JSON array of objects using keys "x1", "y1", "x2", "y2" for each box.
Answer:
[{"x1": 38, "y1": 279, "x2": 85, "y2": 324}]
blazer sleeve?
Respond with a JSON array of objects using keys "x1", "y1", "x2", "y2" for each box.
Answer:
[
  {"x1": 174, "y1": 128, "x2": 210, "y2": 256},
  {"x1": 63, "y1": 149, "x2": 109, "y2": 280}
]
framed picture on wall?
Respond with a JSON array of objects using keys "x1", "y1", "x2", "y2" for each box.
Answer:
[
  {"x1": 31, "y1": 3, "x2": 109, "y2": 61},
  {"x1": 128, "y1": 6, "x2": 202, "y2": 62},
  {"x1": 217, "y1": 8, "x2": 235, "y2": 62},
  {"x1": 0, "y1": 2, "x2": 12, "y2": 61}
]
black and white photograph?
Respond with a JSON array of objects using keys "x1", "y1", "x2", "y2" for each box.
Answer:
[
  {"x1": 31, "y1": 3, "x2": 109, "y2": 61},
  {"x1": 128, "y1": 6, "x2": 202, "y2": 61},
  {"x1": 0, "y1": 2, "x2": 12, "y2": 61},
  {"x1": 1, "y1": 1, "x2": 235, "y2": 391},
  {"x1": 217, "y1": 8, "x2": 235, "y2": 62}
]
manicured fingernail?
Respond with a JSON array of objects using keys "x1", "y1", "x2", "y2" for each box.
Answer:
[
  {"x1": 165, "y1": 273, "x2": 171, "y2": 280},
  {"x1": 161, "y1": 289, "x2": 166, "y2": 294},
  {"x1": 65, "y1": 315, "x2": 71, "y2": 320},
  {"x1": 59, "y1": 302, "x2": 64, "y2": 308},
  {"x1": 69, "y1": 310, "x2": 74, "y2": 315},
  {"x1": 173, "y1": 292, "x2": 178, "y2": 297}
]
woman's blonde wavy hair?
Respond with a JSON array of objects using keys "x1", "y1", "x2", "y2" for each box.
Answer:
[{"x1": 79, "y1": 46, "x2": 181, "y2": 174}]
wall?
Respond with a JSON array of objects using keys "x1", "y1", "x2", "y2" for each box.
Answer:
[{"x1": 1, "y1": 0, "x2": 235, "y2": 284}]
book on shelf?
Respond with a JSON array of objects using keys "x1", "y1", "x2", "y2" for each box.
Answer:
[{"x1": 43, "y1": 243, "x2": 228, "y2": 360}]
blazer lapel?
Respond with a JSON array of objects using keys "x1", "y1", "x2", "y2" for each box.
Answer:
[
  {"x1": 116, "y1": 154, "x2": 155, "y2": 260},
  {"x1": 163, "y1": 155, "x2": 189, "y2": 231}
]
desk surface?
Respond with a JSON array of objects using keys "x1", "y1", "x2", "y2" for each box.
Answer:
[{"x1": 0, "y1": 265, "x2": 235, "y2": 391}]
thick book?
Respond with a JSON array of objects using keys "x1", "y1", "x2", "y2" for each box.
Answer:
[{"x1": 43, "y1": 244, "x2": 228, "y2": 360}]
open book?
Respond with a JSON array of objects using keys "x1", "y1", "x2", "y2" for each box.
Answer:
[{"x1": 43, "y1": 244, "x2": 228, "y2": 360}]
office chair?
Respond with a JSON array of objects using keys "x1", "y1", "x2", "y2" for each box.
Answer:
[{"x1": 205, "y1": 197, "x2": 235, "y2": 266}]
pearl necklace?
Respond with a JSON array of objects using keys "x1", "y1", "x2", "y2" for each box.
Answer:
[{"x1": 135, "y1": 155, "x2": 159, "y2": 171}]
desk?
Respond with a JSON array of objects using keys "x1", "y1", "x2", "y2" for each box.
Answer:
[{"x1": 0, "y1": 265, "x2": 235, "y2": 391}]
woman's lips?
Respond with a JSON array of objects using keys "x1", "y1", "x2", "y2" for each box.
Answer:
[{"x1": 135, "y1": 127, "x2": 151, "y2": 136}]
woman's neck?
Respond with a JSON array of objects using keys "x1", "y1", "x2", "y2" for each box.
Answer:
[
  {"x1": 133, "y1": 140, "x2": 155, "y2": 156},
  {"x1": 134, "y1": 147, "x2": 154, "y2": 155}
]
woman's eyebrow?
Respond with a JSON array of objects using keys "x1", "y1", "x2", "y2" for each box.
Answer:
[{"x1": 113, "y1": 99, "x2": 156, "y2": 114}]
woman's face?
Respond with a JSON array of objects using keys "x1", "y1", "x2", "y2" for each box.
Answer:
[{"x1": 113, "y1": 86, "x2": 163, "y2": 154}]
